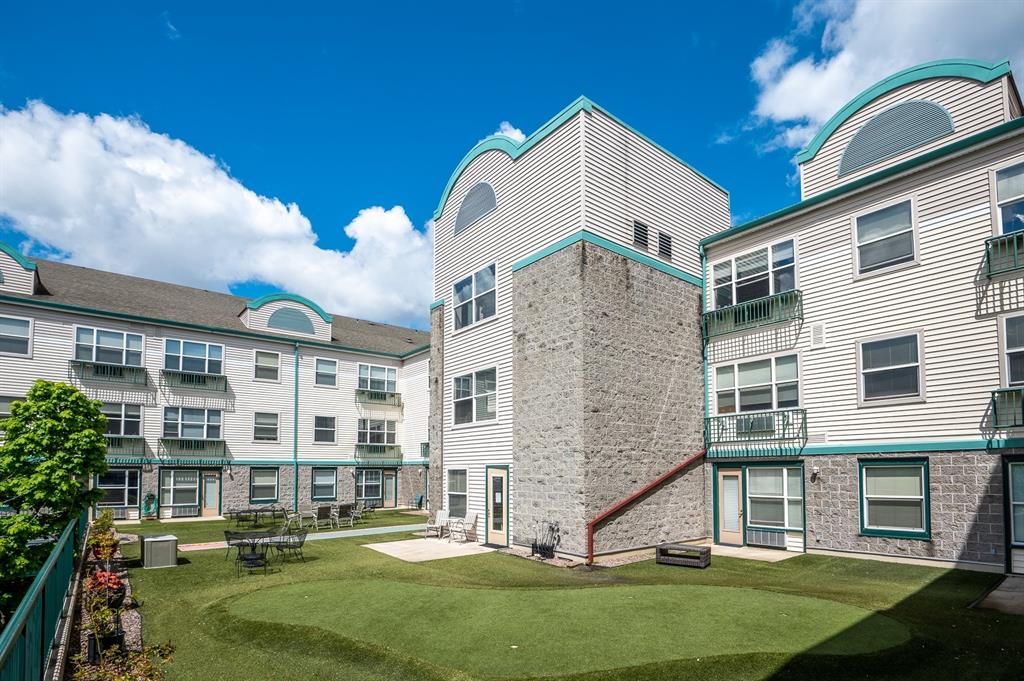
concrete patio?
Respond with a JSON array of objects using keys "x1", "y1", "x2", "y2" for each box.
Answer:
[{"x1": 362, "y1": 537, "x2": 496, "y2": 562}]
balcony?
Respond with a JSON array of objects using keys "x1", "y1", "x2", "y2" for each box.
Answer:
[
  {"x1": 105, "y1": 435, "x2": 145, "y2": 456},
  {"x1": 991, "y1": 388, "x2": 1024, "y2": 429},
  {"x1": 160, "y1": 369, "x2": 227, "y2": 392},
  {"x1": 985, "y1": 232, "x2": 1024, "y2": 278},
  {"x1": 68, "y1": 360, "x2": 148, "y2": 386},
  {"x1": 159, "y1": 437, "x2": 226, "y2": 456},
  {"x1": 704, "y1": 408, "x2": 807, "y2": 451},
  {"x1": 355, "y1": 443, "x2": 402, "y2": 460},
  {"x1": 702, "y1": 290, "x2": 803, "y2": 341},
  {"x1": 354, "y1": 389, "x2": 403, "y2": 407}
]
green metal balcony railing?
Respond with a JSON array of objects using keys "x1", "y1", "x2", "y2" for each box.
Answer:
[
  {"x1": 985, "y1": 232, "x2": 1024, "y2": 278},
  {"x1": 355, "y1": 389, "x2": 403, "y2": 407},
  {"x1": 704, "y1": 408, "x2": 807, "y2": 446},
  {"x1": 158, "y1": 437, "x2": 226, "y2": 456},
  {"x1": 702, "y1": 290, "x2": 803, "y2": 340},
  {"x1": 991, "y1": 388, "x2": 1024, "y2": 428},
  {"x1": 160, "y1": 369, "x2": 228, "y2": 392},
  {"x1": 68, "y1": 360, "x2": 148, "y2": 386},
  {"x1": 355, "y1": 443, "x2": 402, "y2": 459},
  {"x1": 106, "y1": 435, "x2": 145, "y2": 455}
]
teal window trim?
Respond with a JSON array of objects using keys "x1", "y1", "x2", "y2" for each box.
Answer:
[
  {"x1": 93, "y1": 467, "x2": 142, "y2": 510},
  {"x1": 712, "y1": 460, "x2": 806, "y2": 546},
  {"x1": 249, "y1": 466, "x2": 280, "y2": 504},
  {"x1": 311, "y1": 466, "x2": 338, "y2": 501},
  {"x1": 858, "y1": 458, "x2": 931, "y2": 540},
  {"x1": 1007, "y1": 457, "x2": 1024, "y2": 552}
]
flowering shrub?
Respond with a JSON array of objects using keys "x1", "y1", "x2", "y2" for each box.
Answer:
[{"x1": 85, "y1": 570, "x2": 124, "y2": 593}]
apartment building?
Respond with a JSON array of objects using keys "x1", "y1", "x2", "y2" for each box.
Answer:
[{"x1": 0, "y1": 248, "x2": 430, "y2": 519}]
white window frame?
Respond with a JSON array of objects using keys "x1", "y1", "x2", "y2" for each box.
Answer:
[
  {"x1": 999, "y1": 313, "x2": 1024, "y2": 388},
  {"x1": 253, "y1": 412, "x2": 280, "y2": 443},
  {"x1": 447, "y1": 468, "x2": 468, "y2": 518},
  {"x1": 311, "y1": 467, "x2": 337, "y2": 501},
  {"x1": 0, "y1": 395, "x2": 18, "y2": 421},
  {"x1": 851, "y1": 196, "x2": 919, "y2": 279},
  {"x1": 356, "y1": 468, "x2": 383, "y2": 500},
  {"x1": 1011, "y1": 462, "x2": 1024, "y2": 547},
  {"x1": 253, "y1": 349, "x2": 281, "y2": 382},
  {"x1": 314, "y1": 357, "x2": 338, "y2": 388},
  {"x1": 0, "y1": 315, "x2": 32, "y2": 358},
  {"x1": 164, "y1": 338, "x2": 224, "y2": 375},
  {"x1": 452, "y1": 366, "x2": 498, "y2": 427},
  {"x1": 357, "y1": 418, "x2": 397, "y2": 445},
  {"x1": 452, "y1": 263, "x2": 497, "y2": 332},
  {"x1": 710, "y1": 239, "x2": 797, "y2": 310},
  {"x1": 856, "y1": 330, "x2": 926, "y2": 407},
  {"x1": 250, "y1": 467, "x2": 279, "y2": 502},
  {"x1": 357, "y1": 363, "x2": 397, "y2": 393},
  {"x1": 163, "y1": 407, "x2": 223, "y2": 440},
  {"x1": 73, "y1": 325, "x2": 143, "y2": 366},
  {"x1": 990, "y1": 156, "x2": 1024, "y2": 236},
  {"x1": 745, "y1": 466, "x2": 803, "y2": 530},
  {"x1": 860, "y1": 462, "x2": 928, "y2": 535},
  {"x1": 313, "y1": 415, "x2": 336, "y2": 444},
  {"x1": 713, "y1": 352, "x2": 801, "y2": 415},
  {"x1": 160, "y1": 469, "x2": 199, "y2": 507},
  {"x1": 101, "y1": 403, "x2": 142, "y2": 437},
  {"x1": 97, "y1": 468, "x2": 141, "y2": 508}
]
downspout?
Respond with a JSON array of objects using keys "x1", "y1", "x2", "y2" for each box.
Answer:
[{"x1": 293, "y1": 342, "x2": 299, "y2": 512}]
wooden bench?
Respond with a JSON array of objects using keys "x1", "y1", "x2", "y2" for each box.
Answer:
[{"x1": 656, "y1": 543, "x2": 710, "y2": 569}]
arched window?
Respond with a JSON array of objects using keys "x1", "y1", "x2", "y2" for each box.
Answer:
[
  {"x1": 454, "y1": 182, "x2": 497, "y2": 235},
  {"x1": 839, "y1": 100, "x2": 953, "y2": 177},
  {"x1": 267, "y1": 307, "x2": 315, "y2": 334}
]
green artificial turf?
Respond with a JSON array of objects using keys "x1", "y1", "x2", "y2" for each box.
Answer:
[{"x1": 125, "y1": 536, "x2": 1024, "y2": 681}]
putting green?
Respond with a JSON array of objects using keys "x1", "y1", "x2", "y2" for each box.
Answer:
[{"x1": 229, "y1": 580, "x2": 910, "y2": 678}]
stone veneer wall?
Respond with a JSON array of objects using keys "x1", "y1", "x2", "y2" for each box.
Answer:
[
  {"x1": 222, "y1": 464, "x2": 295, "y2": 510},
  {"x1": 513, "y1": 241, "x2": 708, "y2": 556},
  {"x1": 427, "y1": 304, "x2": 445, "y2": 512}
]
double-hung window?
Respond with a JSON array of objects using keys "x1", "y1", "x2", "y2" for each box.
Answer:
[
  {"x1": 1011, "y1": 463, "x2": 1024, "y2": 546},
  {"x1": 356, "y1": 469, "x2": 382, "y2": 500},
  {"x1": 712, "y1": 240, "x2": 795, "y2": 309},
  {"x1": 453, "y1": 368, "x2": 497, "y2": 425},
  {"x1": 315, "y1": 358, "x2": 338, "y2": 387},
  {"x1": 747, "y1": 467, "x2": 802, "y2": 529},
  {"x1": 102, "y1": 403, "x2": 141, "y2": 436},
  {"x1": 855, "y1": 200, "x2": 916, "y2": 274},
  {"x1": 314, "y1": 416, "x2": 336, "y2": 443},
  {"x1": 97, "y1": 469, "x2": 140, "y2": 507},
  {"x1": 1005, "y1": 316, "x2": 1024, "y2": 387},
  {"x1": 357, "y1": 419, "x2": 397, "y2": 445},
  {"x1": 163, "y1": 407, "x2": 222, "y2": 439},
  {"x1": 75, "y1": 327, "x2": 142, "y2": 365},
  {"x1": 715, "y1": 354, "x2": 799, "y2": 430},
  {"x1": 253, "y1": 412, "x2": 279, "y2": 441},
  {"x1": 312, "y1": 467, "x2": 337, "y2": 500},
  {"x1": 860, "y1": 461, "x2": 929, "y2": 538},
  {"x1": 0, "y1": 396, "x2": 16, "y2": 421},
  {"x1": 859, "y1": 333, "x2": 923, "y2": 403},
  {"x1": 996, "y1": 162, "x2": 1024, "y2": 234},
  {"x1": 358, "y1": 364, "x2": 396, "y2": 392},
  {"x1": 160, "y1": 470, "x2": 199, "y2": 507},
  {"x1": 164, "y1": 339, "x2": 223, "y2": 374},
  {"x1": 254, "y1": 350, "x2": 280, "y2": 381},
  {"x1": 447, "y1": 469, "x2": 467, "y2": 517},
  {"x1": 0, "y1": 316, "x2": 31, "y2": 356},
  {"x1": 453, "y1": 264, "x2": 496, "y2": 330},
  {"x1": 250, "y1": 468, "x2": 279, "y2": 502}
]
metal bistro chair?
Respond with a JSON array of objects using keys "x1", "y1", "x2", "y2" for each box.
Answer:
[
  {"x1": 346, "y1": 504, "x2": 363, "y2": 527},
  {"x1": 236, "y1": 538, "x2": 271, "y2": 577},
  {"x1": 275, "y1": 529, "x2": 308, "y2": 563},
  {"x1": 224, "y1": 530, "x2": 247, "y2": 561}
]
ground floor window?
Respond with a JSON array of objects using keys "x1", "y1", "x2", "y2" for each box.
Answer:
[
  {"x1": 356, "y1": 469, "x2": 382, "y2": 501},
  {"x1": 250, "y1": 468, "x2": 279, "y2": 502},
  {"x1": 159, "y1": 469, "x2": 199, "y2": 507},
  {"x1": 860, "y1": 460, "x2": 929, "y2": 538},
  {"x1": 98, "y1": 468, "x2": 140, "y2": 507},
  {"x1": 312, "y1": 467, "x2": 337, "y2": 500},
  {"x1": 448, "y1": 469, "x2": 467, "y2": 518},
  {"x1": 746, "y1": 466, "x2": 802, "y2": 529},
  {"x1": 1011, "y1": 462, "x2": 1024, "y2": 546}
]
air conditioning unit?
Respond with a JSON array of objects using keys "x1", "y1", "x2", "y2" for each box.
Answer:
[{"x1": 142, "y1": 535, "x2": 178, "y2": 569}]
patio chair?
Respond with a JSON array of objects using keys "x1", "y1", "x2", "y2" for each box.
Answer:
[
  {"x1": 312, "y1": 505, "x2": 334, "y2": 531},
  {"x1": 425, "y1": 509, "x2": 449, "y2": 539},
  {"x1": 233, "y1": 508, "x2": 254, "y2": 527},
  {"x1": 410, "y1": 494, "x2": 424, "y2": 510},
  {"x1": 345, "y1": 504, "x2": 363, "y2": 527},
  {"x1": 448, "y1": 512, "x2": 478, "y2": 543},
  {"x1": 236, "y1": 539, "x2": 270, "y2": 577},
  {"x1": 276, "y1": 529, "x2": 308, "y2": 562},
  {"x1": 298, "y1": 504, "x2": 317, "y2": 527},
  {"x1": 224, "y1": 530, "x2": 247, "y2": 560},
  {"x1": 328, "y1": 505, "x2": 342, "y2": 528},
  {"x1": 283, "y1": 510, "x2": 301, "y2": 529}
]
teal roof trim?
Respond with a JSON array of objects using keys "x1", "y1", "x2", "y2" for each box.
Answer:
[
  {"x1": 0, "y1": 242, "x2": 37, "y2": 271},
  {"x1": 797, "y1": 59, "x2": 1011, "y2": 164},
  {"x1": 246, "y1": 292, "x2": 333, "y2": 323},
  {"x1": 703, "y1": 115, "x2": 1024, "y2": 248},
  {"x1": 429, "y1": 298, "x2": 445, "y2": 310},
  {"x1": 433, "y1": 96, "x2": 727, "y2": 220}
]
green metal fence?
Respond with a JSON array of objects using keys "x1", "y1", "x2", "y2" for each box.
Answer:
[
  {"x1": 991, "y1": 388, "x2": 1024, "y2": 428},
  {"x1": 985, "y1": 232, "x2": 1024, "y2": 278},
  {"x1": 701, "y1": 290, "x2": 803, "y2": 340},
  {"x1": 67, "y1": 360, "x2": 148, "y2": 386},
  {"x1": 704, "y1": 408, "x2": 808, "y2": 447},
  {"x1": 0, "y1": 509, "x2": 88, "y2": 681},
  {"x1": 355, "y1": 443, "x2": 402, "y2": 458},
  {"x1": 159, "y1": 369, "x2": 227, "y2": 392}
]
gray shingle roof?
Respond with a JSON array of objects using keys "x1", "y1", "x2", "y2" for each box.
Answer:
[{"x1": 6, "y1": 258, "x2": 429, "y2": 356}]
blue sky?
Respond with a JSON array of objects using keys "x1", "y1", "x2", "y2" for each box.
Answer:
[{"x1": 1, "y1": 1, "x2": 1021, "y2": 327}]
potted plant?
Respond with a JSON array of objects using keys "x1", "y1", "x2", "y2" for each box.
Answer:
[
  {"x1": 83, "y1": 591, "x2": 125, "y2": 664},
  {"x1": 85, "y1": 570, "x2": 126, "y2": 609}
]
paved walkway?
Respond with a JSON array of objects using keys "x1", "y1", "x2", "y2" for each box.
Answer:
[
  {"x1": 363, "y1": 537, "x2": 495, "y2": 562},
  {"x1": 178, "y1": 523, "x2": 427, "y2": 552},
  {"x1": 711, "y1": 544, "x2": 801, "y2": 563},
  {"x1": 977, "y1": 575, "x2": 1024, "y2": 615}
]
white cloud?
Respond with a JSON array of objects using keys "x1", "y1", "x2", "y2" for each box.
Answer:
[
  {"x1": 0, "y1": 101, "x2": 433, "y2": 328},
  {"x1": 752, "y1": 0, "x2": 1024, "y2": 151},
  {"x1": 494, "y1": 121, "x2": 526, "y2": 143},
  {"x1": 160, "y1": 11, "x2": 181, "y2": 40}
]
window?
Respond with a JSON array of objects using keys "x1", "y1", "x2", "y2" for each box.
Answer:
[
  {"x1": 633, "y1": 222, "x2": 649, "y2": 250},
  {"x1": 855, "y1": 200, "x2": 915, "y2": 274},
  {"x1": 715, "y1": 355, "x2": 799, "y2": 419},
  {"x1": 253, "y1": 412, "x2": 279, "y2": 442},
  {"x1": 447, "y1": 469, "x2": 467, "y2": 517},
  {"x1": 97, "y1": 469, "x2": 140, "y2": 507},
  {"x1": 101, "y1": 403, "x2": 141, "y2": 436},
  {"x1": 0, "y1": 396, "x2": 16, "y2": 420},
  {"x1": 164, "y1": 339, "x2": 223, "y2": 374},
  {"x1": 0, "y1": 316, "x2": 31, "y2": 356},
  {"x1": 860, "y1": 461, "x2": 929, "y2": 538},
  {"x1": 712, "y1": 240, "x2": 795, "y2": 309},
  {"x1": 163, "y1": 407, "x2": 222, "y2": 439},
  {"x1": 658, "y1": 232, "x2": 672, "y2": 259},
  {"x1": 356, "y1": 469, "x2": 382, "y2": 500},
  {"x1": 859, "y1": 333, "x2": 922, "y2": 403},
  {"x1": 312, "y1": 467, "x2": 337, "y2": 500},
  {"x1": 267, "y1": 307, "x2": 314, "y2": 334},
  {"x1": 315, "y1": 358, "x2": 337, "y2": 387},
  {"x1": 314, "y1": 416, "x2": 336, "y2": 443},
  {"x1": 453, "y1": 264, "x2": 496, "y2": 330},
  {"x1": 358, "y1": 364, "x2": 397, "y2": 392},
  {"x1": 747, "y1": 467, "x2": 802, "y2": 529},
  {"x1": 357, "y1": 419, "x2": 397, "y2": 445},
  {"x1": 74, "y1": 326, "x2": 142, "y2": 365},
  {"x1": 250, "y1": 468, "x2": 279, "y2": 502},
  {"x1": 996, "y1": 162, "x2": 1024, "y2": 234},
  {"x1": 1011, "y1": 463, "x2": 1024, "y2": 546},
  {"x1": 159, "y1": 469, "x2": 199, "y2": 507},
  {"x1": 254, "y1": 350, "x2": 280, "y2": 381},
  {"x1": 1005, "y1": 316, "x2": 1024, "y2": 386},
  {"x1": 453, "y1": 367, "x2": 497, "y2": 425}
]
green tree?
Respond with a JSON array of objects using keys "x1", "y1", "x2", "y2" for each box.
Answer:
[{"x1": 0, "y1": 380, "x2": 108, "y2": 615}]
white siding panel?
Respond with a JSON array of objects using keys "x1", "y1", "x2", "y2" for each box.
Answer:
[
  {"x1": 0, "y1": 251, "x2": 36, "y2": 295},
  {"x1": 244, "y1": 298, "x2": 332, "y2": 342}
]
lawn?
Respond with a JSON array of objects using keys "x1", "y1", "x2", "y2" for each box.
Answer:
[
  {"x1": 125, "y1": 535, "x2": 1024, "y2": 681},
  {"x1": 114, "y1": 509, "x2": 425, "y2": 544}
]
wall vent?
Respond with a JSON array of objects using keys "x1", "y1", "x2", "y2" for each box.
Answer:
[
  {"x1": 658, "y1": 231, "x2": 673, "y2": 259},
  {"x1": 838, "y1": 100, "x2": 954, "y2": 177},
  {"x1": 633, "y1": 221, "x2": 649, "y2": 250},
  {"x1": 454, "y1": 182, "x2": 497, "y2": 235},
  {"x1": 746, "y1": 528, "x2": 786, "y2": 549},
  {"x1": 810, "y1": 323, "x2": 827, "y2": 349}
]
